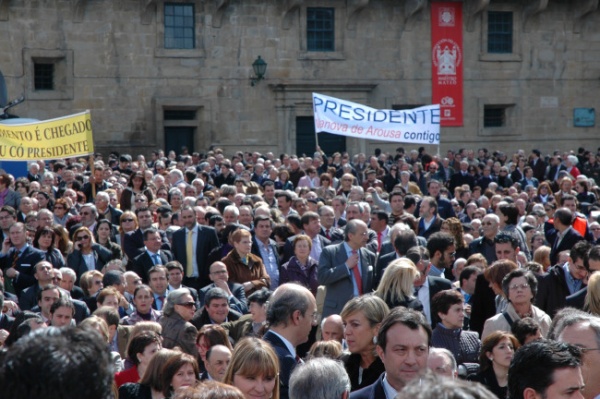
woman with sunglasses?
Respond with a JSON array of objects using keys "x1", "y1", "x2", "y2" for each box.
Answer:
[
  {"x1": 120, "y1": 171, "x2": 155, "y2": 211},
  {"x1": 160, "y1": 288, "x2": 199, "y2": 357},
  {"x1": 52, "y1": 198, "x2": 72, "y2": 227},
  {"x1": 66, "y1": 226, "x2": 113, "y2": 283}
]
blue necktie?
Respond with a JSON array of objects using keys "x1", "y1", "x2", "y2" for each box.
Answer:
[{"x1": 153, "y1": 254, "x2": 161, "y2": 265}]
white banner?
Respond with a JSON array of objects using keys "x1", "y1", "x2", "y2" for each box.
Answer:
[{"x1": 312, "y1": 93, "x2": 441, "y2": 145}]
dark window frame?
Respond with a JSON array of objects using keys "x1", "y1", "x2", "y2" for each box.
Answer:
[
  {"x1": 164, "y1": 3, "x2": 195, "y2": 50},
  {"x1": 487, "y1": 11, "x2": 513, "y2": 54},
  {"x1": 307, "y1": 7, "x2": 335, "y2": 52},
  {"x1": 34, "y1": 62, "x2": 55, "y2": 91},
  {"x1": 484, "y1": 105, "x2": 507, "y2": 127}
]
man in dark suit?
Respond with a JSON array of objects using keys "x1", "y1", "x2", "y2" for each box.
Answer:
[
  {"x1": 546, "y1": 207, "x2": 585, "y2": 266},
  {"x1": 529, "y1": 149, "x2": 547, "y2": 182},
  {"x1": 0, "y1": 283, "x2": 15, "y2": 335},
  {"x1": 131, "y1": 228, "x2": 174, "y2": 284},
  {"x1": 0, "y1": 205, "x2": 17, "y2": 243},
  {"x1": 318, "y1": 220, "x2": 376, "y2": 318},
  {"x1": 0, "y1": 222, "x2": 46, "y2": 296},
  {"x1": 281, "y1": 212, "x2": 331, "y2": 264},
  {"x1": 374, "y1": 229, "x2": 418, "y2": 289},
  {"x1": 449, "y1": 161, "x2": 475, "y2": 192},
  {"x1": 318, "y1": 205, "x2": 344, "y2": 244},
  {"x1": 172, "y1": 206, "x2": 219, "y2": 290},
  {"x1": 350, "y1": 308, "x2": 430, "y2": 399},
  {"x1": 201, "y1": 344, "x2": 232, "y2": 382},
  {"x1": 251, "y1": 215, "x2": 281, "y2": 289},
  {"x1": 19, "y1": 260, "x2": 54, "y2": 310},
  {"x1": 94, "y1": 191, "x2": 123, "y2": 225},
  {"x1": 547, "y1": 155, "x2": 566, "y2": 184},
  {"x1": 537, "y1": 240, "x2": 592, "y2": 318},
  {"x1": 263, "y1": 284, "x2": 317, "y2": 399},
  {"x1": 198, "y1": 261, "x2": 247, "y2": 314},
  {"x1": 417, "y1": 196, "x2": 444, "y2": 240},
  {"x1": 566, "y1": 245, "x2": 600, "y2": 310},
  {"x1": 123, "y1": 207, "x2": 170, "y2": 263},
  {"x1": 411, "y1": 246, "x2": 453, "y2": 326},
  {"x1": 165, "y1": 261, "x2": 200, "y2": 308}
]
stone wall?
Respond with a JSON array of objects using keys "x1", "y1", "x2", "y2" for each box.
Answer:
[{"x1": 0, "y1": 0, "x2": 597, "y2": 159}]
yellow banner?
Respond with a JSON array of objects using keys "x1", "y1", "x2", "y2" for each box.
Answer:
[{"x1": 0, "y1": 110, "x2": 94, "y2": 161}]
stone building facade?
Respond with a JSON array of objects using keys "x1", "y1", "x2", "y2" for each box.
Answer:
[{"x1": 0, "y1": 0, "x2": 598, "y2": 158}]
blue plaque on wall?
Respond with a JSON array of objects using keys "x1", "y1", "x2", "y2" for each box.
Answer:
[{"x1": 574, "y1": 108, "x2": 595, "y2": 127}]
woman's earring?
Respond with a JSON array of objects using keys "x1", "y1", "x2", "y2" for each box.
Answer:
[{"x1": 372, "y1": 336, "x2": 377, "y2": 345}]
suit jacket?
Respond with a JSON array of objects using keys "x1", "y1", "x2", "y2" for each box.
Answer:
[
  {"x1": 349, "y1": 374, "x2": 385, "y2": 399},
  {"x1": 547, "y1": 227, "x2": 585, "y2": 266},
  {"x1": 190, "y1": 308, "x2": 242, "y2": 330},
  {"x1": 449, "y1": 172, "x2": 475, "y2": 192},
  {"x1": 529, "y1": 158, "x2": 547, "y2": 182},
  {"x1": 66, "y1": 243, "x2": 113, "y2": 284},
  {"x1": 536, "y1": 264, "x2": 575, "y2": 317},
  {"x1": 172, "y1": 224, "x2": 220, "y2": 288},
  {"x1": 428, "y1": 276, "x2": 453, "y2": 326},
  {"x1": 373, "y1": 251, "x2": 397, "y2": 289},
  {"x1": 469, "y1": 273, "x2": 498, "y2": 336},
  {"x1": 320, "y1": 226, "x2": 344, "y2": 243},
  {"x1": 251, "y1": 237, "x2": 281, "y2": 271},
  {"x1": 417, "y1": 216, "x2": 444, "y2": 240},
  {"x1": 318, "y1": 243, "x2": 375, "y2": 318},
  {"x1": 263, "y1": 330, "x2": 297, "y2": 399},
  {"x1": 281, "y1": 234, "x2": 331, "y2": 264},
  {"x1": 132, "y1": 250, "x2": 174, "y2": 284},
  {"x1": 19, "y1": 283, "x2": 42, "y2": 311},
  {"x1": 566, "y1": 287, "x2": 587, "y2": 310},
  {"x1": 198, "y1": 282, "x2": 248, "y2": 314},
  {"x1": 0, "y1": 312, "x2": 14, "y2": 331},
  {"x1": 123, "y1": 229, "x2": 171, "y2": 263},
  {"x1": 100, "y1": 205, "x2": 123, "y2": 226},
  {"x1": 0, "y1": 245, "x2": 46, "y2": 295},
  {"x1": 2, "y1": 189, "x2": 20, "y2": 209}
]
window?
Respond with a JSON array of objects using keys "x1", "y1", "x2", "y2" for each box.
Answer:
[
  {"x1": 487, "y1": 11, "x2": 513, "y2": 53},
  {"x1": 307, "y1": 8, "x2": 334, "y2": 51},
  {"x1": 34, "y1": 63, "x2": 54, "y2": 91},
  {"x1": 484, "y1": 106, "x2": 507, "y2": 127},
  {"x1": 164, "y1": 3, "x2": 195, "y2": 49}
]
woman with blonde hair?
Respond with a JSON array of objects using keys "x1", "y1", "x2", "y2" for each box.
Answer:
[
  {"x1": 224, "y1": 337, "x2": 280, "y2": 399},
  {"x1": 585, "y1": 272, "x2": 600, "y2": 315},
  {"x1": 374, "y1": 258, "x2": 422, "y2": 311},
  {"x1": 533, "y1": 245, "x2": 551, "y2": 271},
  {"x1": 67, "y1": 226, "x2": 112, "y2": 282},
  {"x1": 340, "y1": 295, "x2": 390, "y2": 391}
]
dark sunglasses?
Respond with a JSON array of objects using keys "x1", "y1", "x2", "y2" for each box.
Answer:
[
  {"x1": 135, "y1": 198, "x2": 147, "y2": 202},
  {"x1": 76, "y1": 235, "x2": 90, "y2": 241},
  {"x1": 122, "y1": 218, "x2": 134, "y2": 222},
  {"x1": 177, "y1": 302, "x2": 196, "y2": 308}
]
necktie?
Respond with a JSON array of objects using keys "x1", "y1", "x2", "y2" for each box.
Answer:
[
  {"x1": 11, "y1": 249, "x2": 19, "y2": 269},
  {"x1": 414, "y1": 285, "x2": 421, "y2": 296},
  {"x1": 351, "y1": 250, "x2": 363, "y2": 295},
  {"x1": 377, "y1": 232, "x2": 383, "y2": 252},
  {"x1": 325, "y1": 229, "x2": 331, "y2": 239},
  {"x1": 186, "y1": 229, "x2": 194, "y2": 277},
  {"x1": 152, "y1": 253, "x2": 161, "y2": 265},
  {"x1": 158, "y1": 295, "x2": 165, "y2": 310}
]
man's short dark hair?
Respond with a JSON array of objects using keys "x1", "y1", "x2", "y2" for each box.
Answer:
[
  {"x1": 394, "y1": 229, "x2": 418, "y2": 256},
  {"x1": 165, "y1": 260, "x2": 184, "y2": 273},
  {"x1": 37, "y1": 284, "x2": 60, "y2": 302},
  {"x1": 377, "y1": 307, "x2": 432, "y2": 351},
  {"x1": 208, "y1": 214, "x2": 224, "y2": 227},
  {"x1": 276, "y1": 191, "x2": 292, "y2": 202},
  {"x1": 511, "y1": 317, "x2": 541, "y2": 345},
  {"x1": 431, "y1": 289, "x2": 463, "y2": 316},
  {"x1": 253, "y1": 214, "x2": 272, "y2": 227},
  {"x1": 0, "y1": 327, "x2": 113, "y2": 399},
  {"x1": 50, "y1": 297, "x2": 75, "y2": 316},
  {"x1": 102, "y1": 270, "x2": 123, "y2": 287},
  {"x1": 494, "y1": 232, "x2": 520, "y2": 250},
  {"x1": 204, "y1": 287, "x2": 229, "y2": 307},
  {"x1": 459, "y1": 266, "x2": 480, "y2": 287},
  {"x1": 554, "y1": 208, "x2": 573, "y2": 226},
  {"x1": 508, "y1": 340, "x2": 582, "y2": 399},
  {"x1": 426, "y1": 232, "x2": 455, "y2": 258},
  {"x1": 498, "y1": 203, "x2": 519, "y2": 225},
  {"x1": 300, "y1": 212, "x2": 319, "y2": 228},
  {"x1": 589, "y1": 245, "x2": 600, "y2": 262},
  {"x1": 0, "y1": 205, "x2": 16, "y2": 217},
  {"x1": 247, "y1": 287, "x2": 272, "y2": 306},
  {"x1": 143, "y1": 227, "x2": 159, "y2": 241},
  {"x1": 371, "y1": 210, "x2": 389, "y2": 224},
  {"x1": 570, "y1": 240, "x2": 592, "y2": 268}
]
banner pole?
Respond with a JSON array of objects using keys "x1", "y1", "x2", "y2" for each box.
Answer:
[
  {"x1": 315, "y1": 130, "x2": 320, "y2": 151},
  {"x1": 90, "y1": 155, "x2": 96, "y2": 199}
]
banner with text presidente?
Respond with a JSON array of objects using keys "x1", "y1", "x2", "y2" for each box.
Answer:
[
  {"x1": 0, "y1": 111, "x2": 94, "y2": 161},
  {"x1": 312, "y1": 93, "x2": 440, "y2": 145}
]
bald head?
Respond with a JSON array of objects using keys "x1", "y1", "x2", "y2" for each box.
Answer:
[{"x1": 321, "y1": 314, "x2": 344, "y2": 343}]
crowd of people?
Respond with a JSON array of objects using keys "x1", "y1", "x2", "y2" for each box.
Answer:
[{"x1": 1, "y1": 144, "x2": 600, "y2": 399}]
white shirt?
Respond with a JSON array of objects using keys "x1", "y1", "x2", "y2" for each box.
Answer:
[
  {"x1": 382, "y1": 374, "x2": 399, "y2": 399},
  {"x1": 187, "y1": 225, "x2": 199, "y2": 277},
  {"x1": 269, "y1": 330, "x2": 296, "y2": 358},
  {"x1": 417, "y1": 278, "x2": 431, "y2": 324}
]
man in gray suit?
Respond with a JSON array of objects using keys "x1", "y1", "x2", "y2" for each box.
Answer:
[{"x1": 318, "y1": 219, "x2": 375, "y2": 318}]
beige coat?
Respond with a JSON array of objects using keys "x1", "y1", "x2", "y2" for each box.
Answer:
[{"x1": 481, "y1": 303, "x2": 551, "y2": 341}]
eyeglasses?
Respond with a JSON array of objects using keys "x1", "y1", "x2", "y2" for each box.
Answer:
[
  {"x1": 177, "y1": 302, "x2": 196, "y2": 308},
  {"x1": 80, "y1": 212, "x2": 91, "y2": 216},
  {"x1": 122, "y1": 219, "x2": 134, "y2": 223},
  {"x1": 76, "y1": 235, "x2": 90, "y2": 241},
  {"x1": 135, "y1": 198, "x2": 147, "y2": 203},
  {"x1": 509, "y1": 283, "x2": 530, "y2": 290},
  {"x1": 210, "y1": 270, "x2": 228, "y2": 275},
  {"x1": 54, "y1": 206, "x2": 64, "y2": 210}
]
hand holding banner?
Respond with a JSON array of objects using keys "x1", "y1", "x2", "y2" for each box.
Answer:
[{"x1": 312, "y1": 93, "x2": 441, "y2": 145}]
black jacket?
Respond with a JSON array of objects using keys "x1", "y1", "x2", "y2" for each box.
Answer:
[{"x1": 536, "y1": 264, "x2": 579, "y2": 317}]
